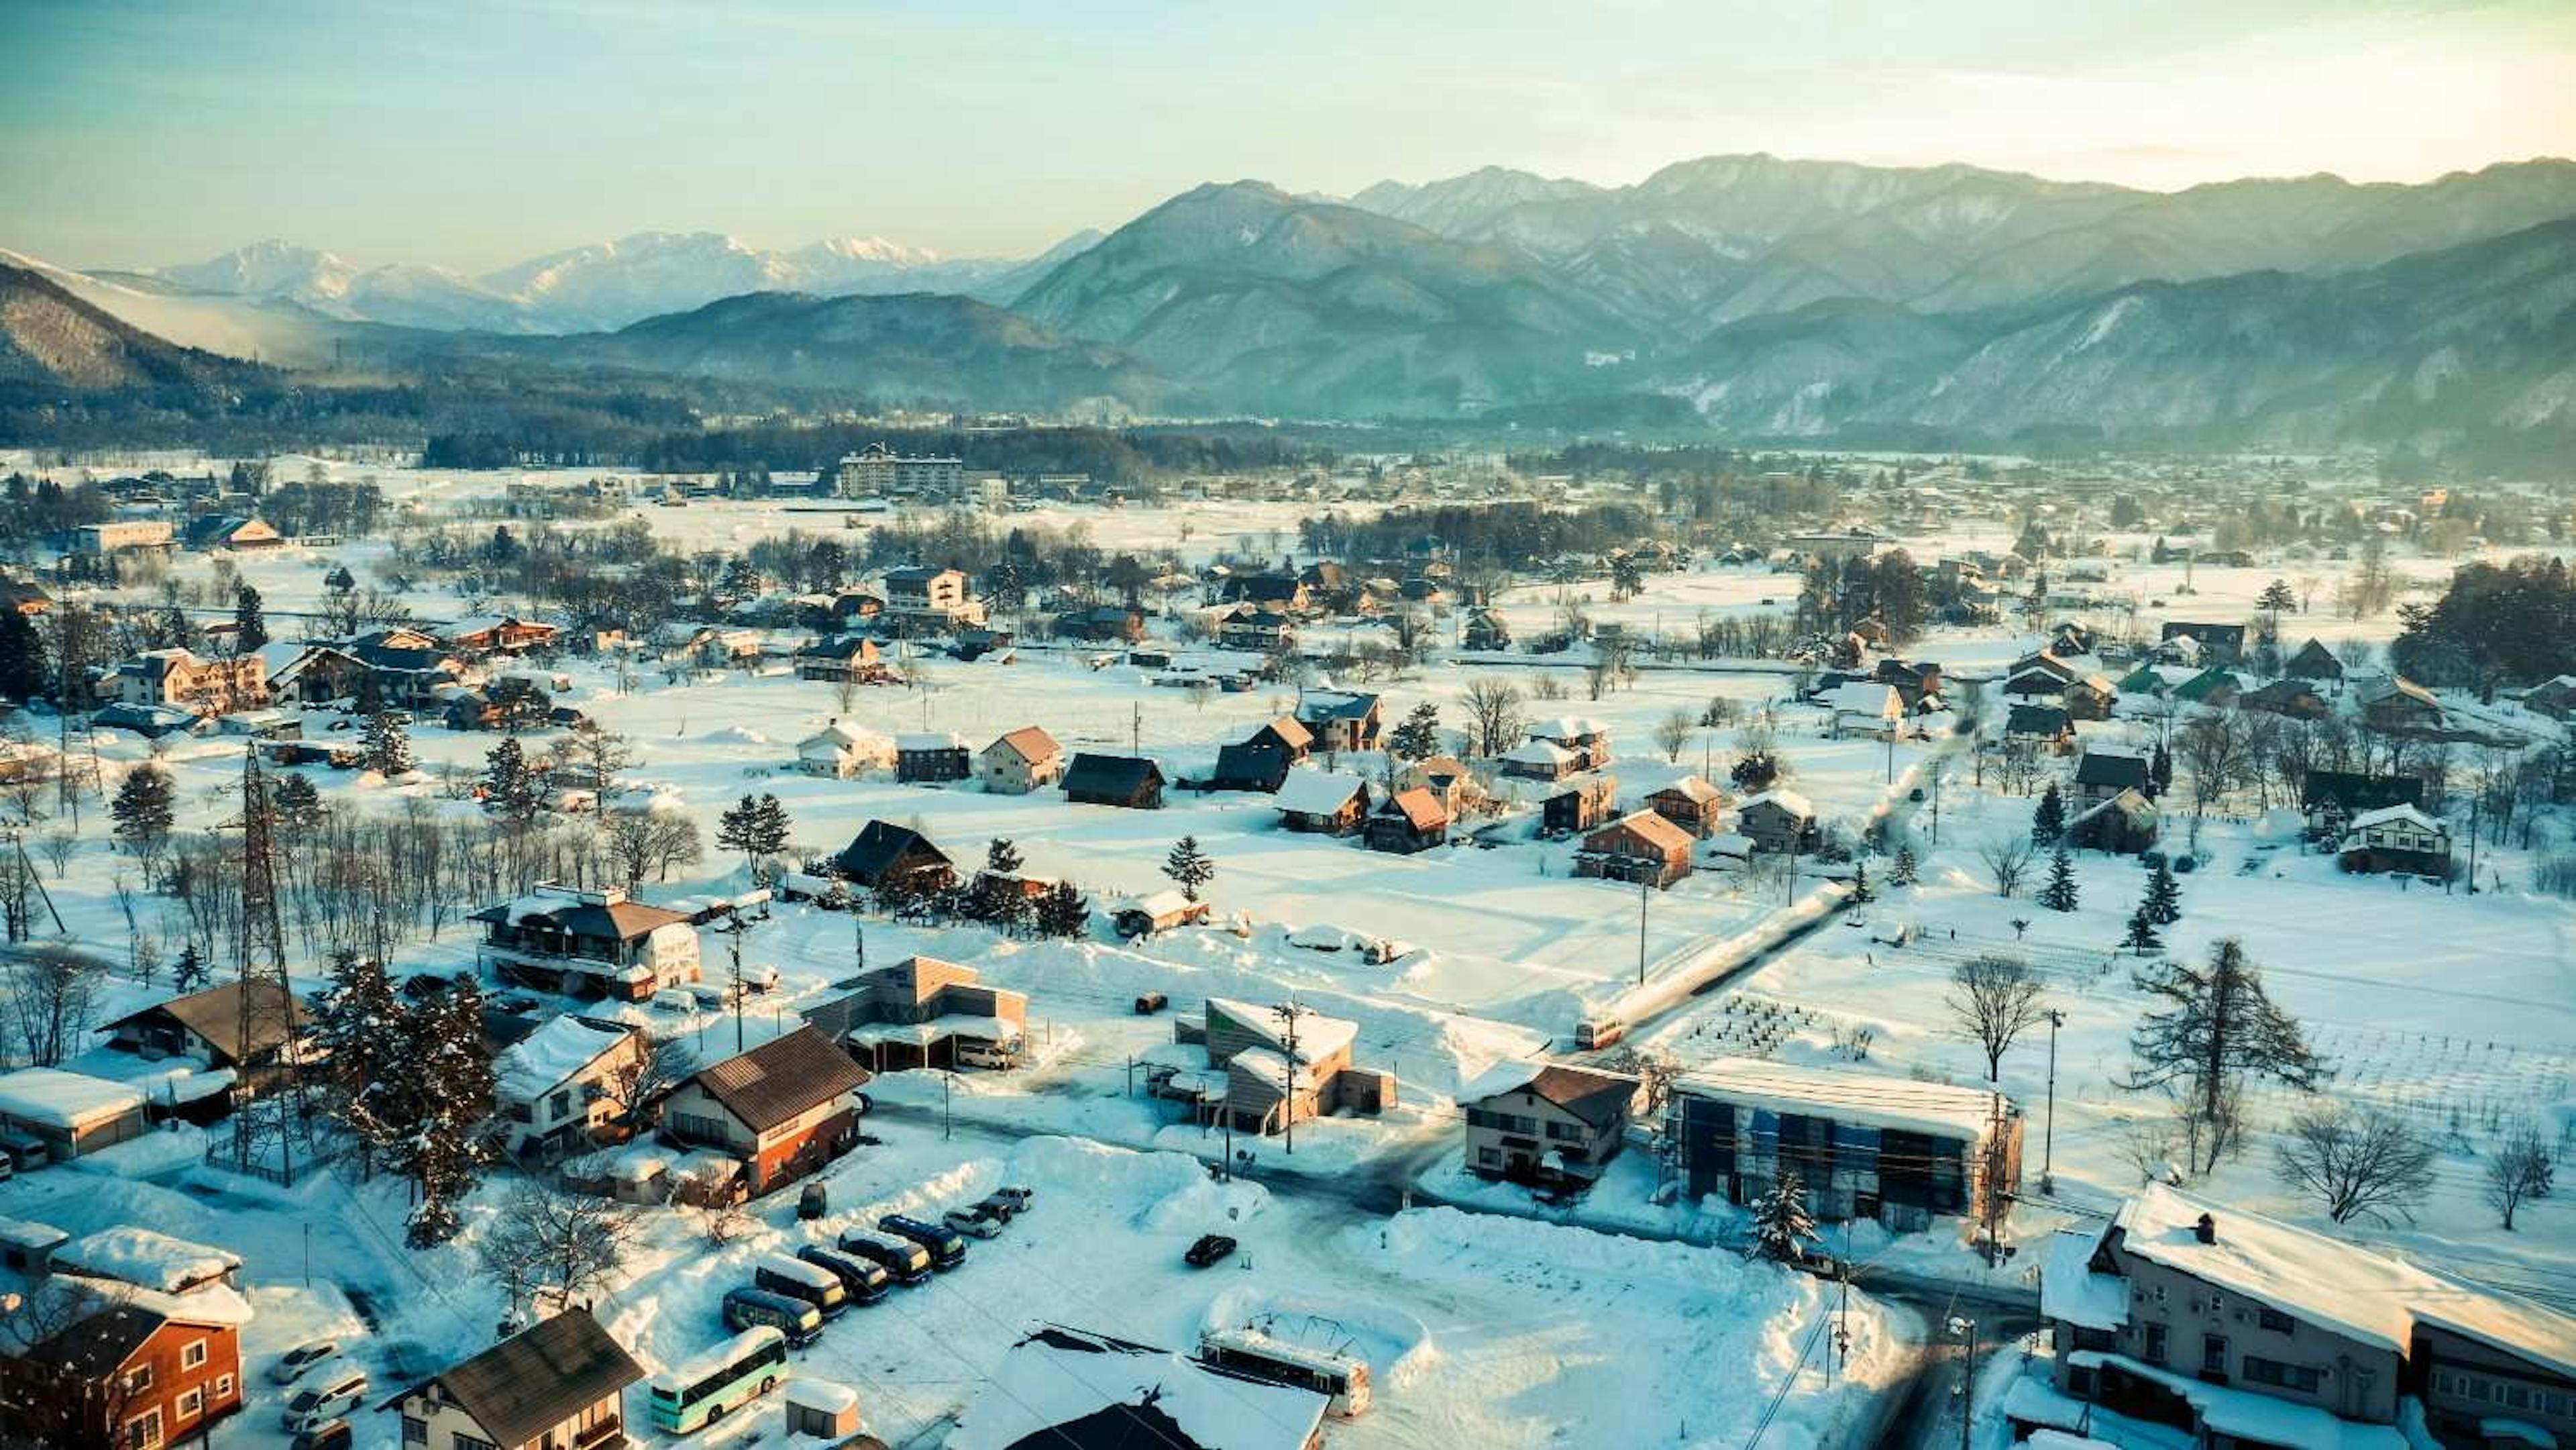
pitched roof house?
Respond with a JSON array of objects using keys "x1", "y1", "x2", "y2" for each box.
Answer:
[
  {"x1": 834, "y1": 821, "x2": 954, "y2": 894},
  {"x1": 1273, "y1": 769, "x2": 1371, "y2": 835},
  {"x1": 976, "y1": 726, "x2": 1064, "y2": 794},
  {"x1": 1576, "y1": 810, "x2": 1695, "y2": 888},
  {"x1": 661, "y1": 1025, "x2": 871, "y2": 1195},
  {"x1": 382, "y1": 1307, "x2": 643, "y2": 1450},
  {"x1": 1366, "y1": 787, "x2": 1450, "y2": 855},
  {"x1": 1458, "y1": 1059, "x2": 1639, "y2": 1184},
  {"x1": 1062, "y1": 753, "x2": 1164, "y2": 809}
]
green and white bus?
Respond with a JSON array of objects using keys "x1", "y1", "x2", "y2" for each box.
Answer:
[{"x1": 647, "y1": 1325, "x2": 790, "y2": 1435}]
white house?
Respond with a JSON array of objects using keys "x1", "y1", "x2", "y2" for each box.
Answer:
[
  {"x1": 494, "y1": 1015, "x2": 643, "y2": 1160},
  {"x1": 796, "y1": 721, "x2": 894, "y2": 779},
  {"x1": 1825, "y1": 681, "x2": 1904, "y2": 739}
]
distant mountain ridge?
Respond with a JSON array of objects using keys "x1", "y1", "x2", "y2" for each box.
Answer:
[
  {"x1": 0, "y1": 262, "x2": 276, "y2": 394},
  {"x1": 124, "y1": 227, "x2": 1108, "y2": 333}
]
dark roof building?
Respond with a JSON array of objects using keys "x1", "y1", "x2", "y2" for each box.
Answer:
[
  {"x1": 380, "y1": 1308, "x2": 644, "y2": 1450},
  {"x1": 1063, "y1": 753, "x2": 1164, "y2": 809},
  {"x1": 834, "y1": 821, "x2": 953, "y2": 888}
]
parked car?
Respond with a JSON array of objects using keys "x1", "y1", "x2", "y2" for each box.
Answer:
[
  {"x1": 955, "y1": 1040, "x2": 1016, "y2": 1070},
  {"x1": 289, "y1": 1420, "x2": 354, "y2": 1450},
  {"x1": 649, "y1": 988, "x2": 695, "y2": 1013},
  {"x1": 1133, "y1": 992, "x2": 1168, "y2": 1015},
  {"x1": 838, "y1": 1229, "x2": 932, "y2": 1285},
  {"x1": 943, "y1": 1205, "x2": 1006, "y2": 1240},
  {"x1": 798, "y1": 1182, "x2": 828, "y2": 1221},
  {"x1": 268, "y1": 1339, "x2": 342, "y2": 1386},
  {"x1": 281, "y1": 1370, "x2": 370, "y2": 1435},
  {"x1": 796, "y1": 1244, "x2": 891, "y2": 1305},
  {"x1": 1185, "y1": 1234, "x2": 1237, "y2": 1268},
  {"x1": 984, "y1": 1186, "x2": 1035, "y2": 1217},
  {"x1": 877, "y1": 1214, "x2": 967, "y2": 1270}
]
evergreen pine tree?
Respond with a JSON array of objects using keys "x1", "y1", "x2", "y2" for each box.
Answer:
[
  {"x1": 272, "y1": 773, "x2": 323, "y2": 833},
  {"x1": 1163, "y1": 835, "x2": 1215, "y2": 902},
  {"x1": 361, "y1": 709, "x2": 413, "y2": 776},
  {"x1": 2144, "y1": 857, "x2": 2183, "y2": 925},
  {"x1": 2123, "y1": 904, "x2": 2162, "y2": 955},
  {"x1": 171, "y1": 944, "x2": 211, "y2": 992},
  {"x1": 1387, "y1": 702, "x2": 1442, "y2": 761},
  {"x1": 985, "y1": 837, "x2": 1023, "y2": 877},
  {"x1": 0, "y1": 609, "x2": 47, "y2": 703},
  {"x1": 2149, "y1": 745, "x2": 2174, "y2": 798},
  {"x1": 1890, "y1": 843, "x2": 1919, "y2": 887},
  {"x1": 1036, "y1": 880, "x2": 1089, "y2": 939},
  {"x1": 716, "y1": 794, "x2": 764, "y2": 872},
  {"x1": 2032, "y1": 780, "x2": 2067, "y2": 844},
  {"x1": 400, "y1": 980, "x2": 496, "y2": 1248},
  {"x1": 2039, "y1": 845, "x2": 2080, "y2": 912},
  {"x1": 751, "y1": 793, "x2": 792, "y2": 856},
  {"x1": 1748, "y1": 1170, "x2": 1820, "y2": 1263},
  {"x1": 354, "y1": 668, "x2": 386, "y2": 717},
  {"x1": 1847, "y1": 859, "x2": 1874, "y2": 904},
  {"x1": 312, "y1": 949, "x2": 402, "y2": 1172},
  {"x1": 480, "y1": 738, "x2": 543, "y2": 826},
  {"x1": 110, "y1": 764, "x2": 176, "y2": 853},
  {"x1": 231, "y1": 580, "x2": 268, "y2": 654}
]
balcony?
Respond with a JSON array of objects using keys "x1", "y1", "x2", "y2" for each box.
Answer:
[{"x1": 571, "y1": 1414, "x2": 627, "y2": 1449}]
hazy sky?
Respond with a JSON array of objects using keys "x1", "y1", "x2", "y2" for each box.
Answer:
[{"x1": 5, "y1": 0, "x2": 2573, "y2": 272}]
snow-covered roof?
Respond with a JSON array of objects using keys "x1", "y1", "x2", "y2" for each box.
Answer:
[
  {"x1": 0, "y1": 1216, "x2": 67, "y2": 1251},
  {"x1": 1273, "y1": 769, "x2": 1367, "y2": 817},
  {"x1": 1673, "y1": 1057, "x2": 1997, "y2": 1141},
  {"x1": 2347, "y1": 803, "x2": 2445, "y2": 835},
  {"x1": 2040, "y1": 1230, "x2": 2125, "y2": 1332},
  {"x1": 1497, "y1": 739, "x2": 1575, "y2": 767},
  {"x1": 496, "y1": 1015, "x2": 633, "y2": 1102},
  {"x1": 1208, "y1": 998, "x2": 1358, "y2": 1064},
  {"x1": 0, "y1": 1068, "x2": 147, "y2": 1131},
  {"x1": 2109, "y1": 1184, "x2": 2576, "y2": 1379},
  {"x1": 1737, "y1": 788, "x2": 1815, "y2": 821},
  {"x1": 2063, "y1": 1350, "x2": 2405, "y2": 1449},
  {"x1": 843, "y1": 1013, "x2": 1022, "y2": 1049},
  {"x1": 54, "y1": 1228, "x2": 239, "y2": 1294},
  {"x1": 1826, "y1": 682, "x2": 1902, "y2": 717},
  {"x1": 652, "y1": 1328, "x2": 782, "y2": 1394},
  {"x1": 949, "y1": 1325, "x2": 1328, "y2": 1450},
  {"x1": 896, "y1": 731, "x2": 967, "y2": 752},
  {"x1": 787, "y1": 1378, "x2": 859, "y2": 1416},
  {"x1": 1529, "y1": 715, "x2": 1609, "y2": 741}
]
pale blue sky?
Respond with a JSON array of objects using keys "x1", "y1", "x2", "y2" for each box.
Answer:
[{"x1": 3, "y1": 0, "x2": 2571, "y2": 272}]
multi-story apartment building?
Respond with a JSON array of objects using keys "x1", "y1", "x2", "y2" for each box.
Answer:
[
  {"x1": 837, "y1": 442, "x2": 962, "y2": 498},
  {"x1": 108, "y1": 648, "x2": 270, "y2": 715}
]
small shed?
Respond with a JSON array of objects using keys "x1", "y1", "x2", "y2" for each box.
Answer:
[{"x1": 786, "y1": 1377, "x2": 863, "y2": 1439}]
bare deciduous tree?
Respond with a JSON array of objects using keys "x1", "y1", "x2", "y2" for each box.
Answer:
[
  {"x1": 1977, "y1": 835, "x2": 2035, "y2": 898},
  {"x1": 1460, "y1": 677, "x2": 1527, "y2": 758},
  {"x1": 2485, "y1": 1123, "x2": 2557, "y2": 1231},
  {"x1": 1652, "y1": 709, "x2": 1694, "y2": 764},
  {"x1": 2274, "y1": 1106, "x2": 2435, "y2": 1225},
  {"x1": 1945, "y1": 955, "x2": 2050, "y2": 1080},
  {"x1": 475, "y1": 1178, "x2": 650, "y2": 1316}
]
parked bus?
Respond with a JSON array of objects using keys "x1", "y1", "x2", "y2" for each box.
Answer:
[
  {"x1": 794, "y1": 1244, "x2": 890, "y2": 1305},
  {"x1": 838, "y1": 1229, "x2": 932, "y2": 1285},
  {"x1": 1197, "y1": 1327, "x2": 1372, "y2": 1416},
  {"x1": 877, "y1": 1214, "x2": 967, "y2": 1271},
  {"x1": 755, "y1": 1254, "x2": 850, "y2": 1318},
  {"x1": 647, "y1": 1325, "x2": 788, "y2": 1435},
  {"x1": 721, "y1": 1287, "x2": 822, "y2": 1347}
]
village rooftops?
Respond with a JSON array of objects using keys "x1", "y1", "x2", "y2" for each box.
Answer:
[
  {"x1": 987, "y1": 725, "x2": 1061, "y2": 762},
  {"x1": 1673, "y1": 1057, "x2": 1997, "y2": 1140},
  {"x1": 2074, "y1": 749, "x2": 2151, "y2": 790},
  {"x1": 948, "y1": 1324, "x2": 1328, "y2": 1450},
  {"x1": 2346, "y1": 802, "x2": 2446, "y2": 835},
  {"x1": 1380, "y1": 786, "x2": 1448, "y2": 831},
  {"x1": 1736, "y1": 787, "x2": 1815, "y2": 819},
  {"x1": 1207, "y1": 997, "x2": 1358, "y2": 1064},
  {"x1": 1296, "y1": 690, "x2": 1377, "y2": 720},
  {"x1": 53, "y1": 1227, "x2": 239, "y2": 1295},
  {"x1": 2106, "y1": 1184, "x2": 2576, "y2": 1378},
  {"x1": 1529, "y1": 715, "x2": 1610, "y2": 741},
  {"x1": 0, "y1": 1068, "x2": 148, "y2": 1133},
  {"x1": 1498, "y1": 739, "x2": 1575, "y2": 768},
  {"x1": 496, "y1": 1015, "x2": 633, "y2": 1102},
  {"x1": 1273, "y1": 768, "x2": 1368, "y2": 816},
  {"x1": 688, "y1": 1025, "x2": 869, "y2": 1134},
  {"x1": 470, "y1": 884, "x2": 692, "y2": 942},
  {"x1": 1456, "y1": 1059, "x2": 1638, "y2": 1130},
  {"x1": 381, "y1": 1308, "x2": 643, "y2": 1450},
  {"x1": 101, "y1": 978, "x2": 311, "y2": 1068}
]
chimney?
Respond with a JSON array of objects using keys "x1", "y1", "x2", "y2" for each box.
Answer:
[{"x1": 2194, "y1": 1212, "x2": 2216, "y2": 1245}]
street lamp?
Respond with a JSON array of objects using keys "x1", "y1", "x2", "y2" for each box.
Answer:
[{"x1": 1948, "y1": 1315, "x2": 1979, "y2": 1450}]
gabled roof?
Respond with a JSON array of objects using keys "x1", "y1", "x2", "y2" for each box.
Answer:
[
  {"x1": 1737, "y1": 788, "x2": 1815, "y2": 821},
  {"x1": 101, "y1": 979, "x2": 311, "y2": 1066},
  {"x1": 28, "y1": 1304, "x2": 177, "y2": 1376},
  {"x1": 1243, "y1": 716, "x2": 1313, "y2": 752},
  {"x1": 1063, "y1": 753, "x2": 1163, "y2": 795},
  {"x1": 1295, "y1": 690, "x2": 1378, "y2": 721},
  {"x1": 2073, "y1": 749, "x2": 2150, "y2": 790},
  {"x1": 949, "y1": 1325, "x2": 1328, "y2": 1450},
  {"x1": 470, "y1": 892, "x2": 691, "y2": 943},
  {"x1": 688, "y1": 1025, "x2": 869, "y2": 1133},
  {"x1": 2347, "y1": 802, "x2": 2445, "y2": 835},
  {"x1": 1377, "y1": 786, "x2": 1448, "y2": 832},
  {"x1": 985, "y1": 725, "x2": 1061, "y2": 764},
  {"x1": 1525, "y1": 1064, "x2": 1641, "y2": 1130},
  {"x1": 1648, "y1": 775, "x2": 1724, "y2": 805},
  {"x1": 383, "y1": 1308, "x2": 643, "y2": 1449},
  {"x1": 2006, "y1": 704, "x2": 2072, "y2": 737},
  {"x1": 836, "y1": 820, "x2": 950, "y2": 881},
  {"x1": 1274, "y1": 768, "x2": 1368, "y2": 816},
  {"x1": 1586, "y1": 809, "x2": 1693, "y2": 854}
]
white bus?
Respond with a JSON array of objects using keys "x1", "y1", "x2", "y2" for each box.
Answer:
[
  {"x1": 1197, "y1": 1327, "x2": 1371, "y2": 1416},
  {"x1": 648, "y1": 1325, "x2": 788, "y2": 1435}
]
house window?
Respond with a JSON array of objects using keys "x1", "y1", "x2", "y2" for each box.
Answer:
[
  {"x1": 403, "y1": 1415, "x2": 430, "y2": 1444},
  {"x1": 175, "y1": 1388, "x2": 203, "y2": 1422},
  {"x1": 124, "y1": 1408, "x2": 162, "y2": 1450},
  {"x1": 213, "y1": 1374, "x2": 233, "y2": 1402},
  {"x1": 179, "y1": 1339, "x2": 207, "y2": 1370},
  {"x1": 124, "y1": 1363, "x2": 153, "y2": 1394},
  {"x1": 455, "y1": 1437, "x2": 499, "y2": 1450},
  {"x1": 2142, "y1": 1324, "x2": 2167, "y2": 1365},
  {"x1": 2202, "y1": 1335, "x2": 2228, "y2": 1375},
  {"x1": 549, "y1": 1088, "x2": 574, "y2": 1120},
  {"x1": 1476, "y1": 1147, "x2": 1501, "y2": 1168},
  {"x1": 2244, "y1": 1357, "x2": 2321, "y2": 1393},
  {"x1": 2257, "y1": 1307, "x2": 2295, "y2": 1334}
]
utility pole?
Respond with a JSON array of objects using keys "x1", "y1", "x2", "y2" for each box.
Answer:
[
  {"x1": 1132, "y1": 702, "x2": 1142, "y2": 758},
  {"x1": 1270, "y1": 999, "x2": 1302, "y2": 1157},
  {"x1": 712, "y1": 911, "x2": 754, "y2": 1053},
  {"x1": 1950, "y1": 1315, "x2": 1979, "y2": 1450},
  {"x1": 943, "y1": 1070, "x2": 953, "y2": 1140},
  {"x1": 2041, "y1": 1008, "x2": 2064, "y2": 1195},
  {"x1": 1636, "y1": 872, "x2": 1650, "y2": 986}
]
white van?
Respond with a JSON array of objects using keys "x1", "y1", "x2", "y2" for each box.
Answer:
[
  {"x1": 955, "y1": 1040, "x2": 1018, "y2": 1070},
  {"x1": 282, "y1": 1369, "x2": 370, "y2": 1435}
]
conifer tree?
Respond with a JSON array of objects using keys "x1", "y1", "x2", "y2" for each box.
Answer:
[
  {"x1": 2143, "y1": 856, "x2": 2183, "y2": 925},
  {"x1": 2123, "y1": 904, "x2": 2162, "y2": 955},
  {"x1": 110, "y1": 764, "x2": 175, "y2": 855},
  {"x1": 362, "y1": 708, "x2": 413, "y2": 776},
  {"x1": 1163, "y1": 835, "x2": 1214, "y2": 901},
  {"x1": 171, "y1": 943, "x2": 211, "y2": 992},
  {"x1": 1036, "y1": 880, "x2": 1089, "y2": 939},
  {"x1": 400, "y1": 980, "x2": 497, "y2": 1248},
  {"x1": 312, "y1": 949, "x2": 402, "y2": 1172},
  {"x1": 1749, "y1": 1171, "x2": 1819, "y2": 1263},
  {"x1": 480, "y1": 738, "x2": 544, "y2": 827},
  {"x1": 0, "y1": 609, "x2": 46, "y2": 704},
  {"x1": 2126, "y1": 937, "x2": 2326, "y2": 1172},
  {"x1": 1890, "y1": 843, "x2": 1919, "y2": 887},
  {"x1": 2031, "y1": 780, "x2": 2067, "y2": 844},
  {"x1": 2038, "y1": 845, "x2": 2080, "y2": 912},
  {"x1": 232, "y1": 580, "x2": 268, "y2": 654},
  {"x1": 1847, "y1": 859, "x2": 1874, "y2": 904},
  {"x1": 1387, "y1": 702, "x2": 1442, "y2": 761}
]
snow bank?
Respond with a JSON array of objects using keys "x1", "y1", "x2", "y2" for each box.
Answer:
[{"x1": 68, "y1": 1125, "x2": 209, "y2": 1181}]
